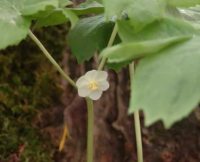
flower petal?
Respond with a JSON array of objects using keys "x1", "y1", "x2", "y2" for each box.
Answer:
[
  {"x1": 89, "y1": 90, "x2": 102, "y2": 100},
  {"x1": 78, "y1": 86, "x2": 91, "y2": 97},
  {"x1": 99, "y1": 80, "x2": 109, "y2": 91},
  {"x1": 85, "y1": 70, "x2": 98, "y2": 80},
  {"x1": 76, "y1": 76, "x2": 88, "y2": 88},
  {"x1": 95, "y1": 71, "x2": 108, "y2": 81}
]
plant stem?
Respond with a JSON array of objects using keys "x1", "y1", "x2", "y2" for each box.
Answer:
[
  {"x1": 84, "y1": 23, "x2": 118, "y2": 162},
  {"x1": 28, "y1": 30, "x2": 77, "y2": 89},
  {"x1": 98, "y1": 24, "x2": 118, "y2": 70},
  {"x1": 134, "y1": 111, "x2": 143, "y2": 162},
  {"x1": 86, "y1": 98, "x2": 94, "y2": 162},
  {"x1": 129, "y1": 63, "x2": 143, "y2": 162}
]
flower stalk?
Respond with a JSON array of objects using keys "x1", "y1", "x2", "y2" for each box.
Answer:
[
  {"x1": 98, "y1": 24, "x2": 118, "y2": 70},
  {"x1": 129, "y1": 63, "x2": 143, "y2": 162},
  {"x1": 28, "y1": 29, "x2": 77, "y2": 153},
  {"x1": 28, "y1": 30, "x2": 77, "y2": 89},
  {"x1": 86, "y1": 98, "x2": 94, "y2": 162}
]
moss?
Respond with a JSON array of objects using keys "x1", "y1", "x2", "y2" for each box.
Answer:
[
  {"x1": 0, "y1": 104, "x2": 53, "y2": 161},
  {"x1": 0, "y1": 26, "x2": 67, "y2": 161}
]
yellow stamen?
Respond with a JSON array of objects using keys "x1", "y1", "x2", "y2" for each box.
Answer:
[{"x1": 88, "y1": 80, "x2": 98, "y2": 90}]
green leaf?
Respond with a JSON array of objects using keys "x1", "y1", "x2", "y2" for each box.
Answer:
[
  {"x1": 36, "y1": 8, "x2": 78, "y2": 28},
  {"x1": 85, "y1": 0, "x2": 102, "y2": 3},
  {"x1": 59, "y1": 0, "x2": 73, "y2": 7},
  {"x1": 0, "y1": 0, "x2": 31, "y2": 50},
  {"x1": 70, "y1": 1, "x2": 104, "y2": 15},
  {"x1": 168, "y1": 0, "x2": 200, "y2": 7},
  {"x1": 68, "y1": 15, "x2": 114, "y2": 63},
  {"x1": 102, "y1": 17, "x2": 197, "y2": 71},
  {"x1": 101, "y1": 36, "x2": 191, "y2": 63},
  {"x1": 107, "y1": 61, "x2": 131, "y2": 71},
  {"x1": 21, "y1": 0, "x2": 59, "y2": 16},
  {"x1": 117, "y1": 17, "x2": 198, "y2": 42},
  {"x1": 178, "y1": 6, "x2": 200, "y2": 28},
  {"x1": 62, "y1": 9, "x2": 79, "y2": 28},
  {"x1": 129, "y1": 36, "x2": 200, "y2": 127},
  {"x1": 103, "y1": 0, "x2": 166, "y2": 30}
]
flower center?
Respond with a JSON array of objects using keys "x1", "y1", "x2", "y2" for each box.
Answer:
[{"x1": 88, "y1": 80, "x2": 98, "y2": 90}]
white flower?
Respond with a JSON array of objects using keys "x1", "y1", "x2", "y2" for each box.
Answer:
[{"x1": 76, "y1": 70, "x2": 109, "y2": 100}]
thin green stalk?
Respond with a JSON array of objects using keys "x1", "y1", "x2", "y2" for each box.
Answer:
[
  {"x1": 84, "y1": 24, "x2": 118, "y2": 162},
  {"x1": 98, "y1": 24, "x2": 118, "y2": 70},
  {"x1": 28, "y1": 30, "x2": 77, "y2": 89},
  {"x1": 86, "y1": 98, "x2": 94, "y2": 162},
  {"x1": 129, "y1": 63, "x2": 143, "y2": 162},
  {"x1": 134, "y1": 111, "x2": 143, "y2": 162}
]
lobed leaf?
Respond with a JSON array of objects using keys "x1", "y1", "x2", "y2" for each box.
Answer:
[
  {"x1": 102, "y1": 0, "x2": 166, "y2": 31},
  {"x1": 59, "y1": 0, "x2": 73, "y2": 7},
  {"x1": 168, "y1": 0, "x2": 200, "y2": 7},
  {"x1": 86, "y1": 0, "x2": 102, "y2": 3},
  {"x1": 106, "y1": 61, "x2": 131, "y2": 71},
  {"x1": 117, "y1": 17, "x2": 198, "y2": 42},
  {"x1": 25, "y1": 0, "x2": 78, "y2": 28},
  {"x1": 70, "y1": 1, "x2": 104, "y2": 15},
  {"x1": 103, "y1": 17, "x2": 198, "y2": 71},
  {"x1": 0, "y1": 0, "x2": 31, "y2": 50},
  {"x1": 101, "y1": 36, "x2": 191, "y2": 63},
  {"x1": 68, "y1": 15, "x2": 113, "y2": 63},
  {"x1": 21, "y1": 0, "x2": 59, "y2": 16},
  {"x1": 0, "y1": 0, "x2": 60, "y2": 50},
  {"x1": 129, "y1": 36, "x2": 200, "y2": 127},
  {"x1": 36, "y1": 8, "x2": 78, "y2": 28}
]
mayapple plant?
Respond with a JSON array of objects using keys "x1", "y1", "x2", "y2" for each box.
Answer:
[{"x1": 1, "y1": 0, "x2": 200, "y2": 162}]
